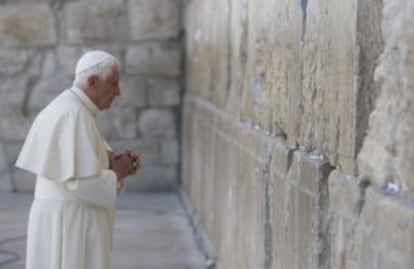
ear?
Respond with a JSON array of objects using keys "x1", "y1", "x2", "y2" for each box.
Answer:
[{"x1": 86, "y1": 75, "x2": 99, "y2": 88}]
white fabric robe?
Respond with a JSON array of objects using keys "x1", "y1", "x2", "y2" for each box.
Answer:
[{"x1": 16, "y1": 86, "x2": 120, "y2": 269}]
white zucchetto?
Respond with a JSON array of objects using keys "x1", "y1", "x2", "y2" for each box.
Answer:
[{"x1": 75, "y1": 50, "x2": 114, "y2": 74}]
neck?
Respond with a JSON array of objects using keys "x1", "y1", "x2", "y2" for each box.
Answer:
[{"x1": 73, "y1": 84, "x2": 101, "y2": 110}]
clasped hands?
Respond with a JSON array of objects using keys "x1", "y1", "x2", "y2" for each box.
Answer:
[{"x1": 110, "y1": 150, "x2": 141, "y2": 181}]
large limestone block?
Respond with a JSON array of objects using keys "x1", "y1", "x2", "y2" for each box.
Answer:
[
  {"x1": 0, "y1": 142, "x2": 13, "y2": 191},
  {"x1": 0, "y1": 76, "x2": 28, "y2": 109},
  {"x1": 211, "y1": 133, "x2": 242, "y2": 269},
  {"x1": 184, "y1": 0, "x2": 231, "y2": 108},
  {"x1": 241, "y1": 0, "x2": 302, "y2": 134},
  {"x1": 270, "y1": 139, "x2": 293, "y2": 176},
  {"x1": 225, "y1": 140, "x2": 264, "y2": 269},
  {"x1": 29, "y1": 52, "x2": 72, "y2": 109},
  {"x1": 359, "y1": 187, "x2": 414, "y2": 268},
  {"x1": 0, "y1": 49, "x2": 32, "y2": 76},
  {"x1": 359, "y1": 0, "x2": 414, "y2": 195},
  {"x1": 300, "y1": 0, "x2": 357, "y2": 169},
  {"x1": 0, "y1": 107, "x2": 37, "y2": 142},
  {"x1": 119, "y1": 76, "x2": 147, "y2": 107},
  {"x1": 148, "y1": 78, "x2": 180, "y2": 106},
  {"x1": 128, "y1": 0, "x2": 181, "y2": 41},
  {"x1": 0, "y1": 4, "x2": 56, "y2": 46},
  {"x1": 160, "y1": 139, "x2": 179, "y2": 165},
  {"x1": 126, "y1": 44, "x2": 181, "y2": 76},
  {"x1": 183, "y1": 102, "x2": 216, "y2": 228},
  {"x1": 65, "y1": 0, "x2": 125, "y2": 44},
  {"x1": 4, "y1": 142, "x2": 35, "y2": 191},
  {"x1": 139, "y1": 108, "x2": 176, "y2": 138},
  {"x1": 98, "y1": 106, "x2": 138, "y2": 140}
]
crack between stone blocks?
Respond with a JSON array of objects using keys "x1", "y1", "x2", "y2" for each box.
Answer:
[
  {"x1": 353, "y1": 178, "x2": 370, "y2": 218},
  {"x1": 263, "y1": 151, "x2": 273, "y2": 269},
  {"x1": 316, "y1": 161, "x2": 335, "y2": 269}
]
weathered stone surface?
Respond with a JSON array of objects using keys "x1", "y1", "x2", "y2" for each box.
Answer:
[
  {"x1": 270, "y1": 139, "x2": 292, "y2": 176},
  {"x1": 0, "y1": 108, "x2": 37, "y2": 142},
  {"x1": 119, "y1": 76, "x2": 147, "y2": 107},
  {"x1": 0, "y1": 49, "x2": 31, "y2": 76},
  {"x1": 127, "y1": 165, "x2": 177, "y2": 191},
  {"x1": 139, "y1": 109, "x2": 176, "y2": 138},
  {"x1": 355, "y1": 0, "x2": 384, "y2": 156},
  {"x1": 126, "y1": 44, "x2": 181, "y2": 76},
  {"x1": 148, "y1": 78, "x2": 181, "y2": 106},
  {"x1": 358, "y1": 0, "x2": 414, "y2": 195},
  {"x1": 4, "y1": 142, "x2": 35, "y2": 191},
  {"x1": 65, "y1": 0, "x2": 126, "y2": 44},
  {"x1": 0, "y1": 142, "x2": 13, "y2": 191},
  {"x1": 30, "y1": 51, "x2": 72, "y2": 109},
  {"x1": 0, "y1": 76, "x2": 28, "y2": 108},
  {"x1": 241, "y1": 0, "x2": 302, "y2": 135},
  {"x1": 98, "y1": 106, "x2": 138, "y2": 140},
  {"x1": 328, "y1": 170, "x2": 361, "y2": 218},
  {"x1": 0, "y1": 4, "x2": 56, "y2": 46},
  {"x1": 300, "y1": 0, "x2": 357, "y2": 169},
  {"x1": 56, "y1": 46, "x2": 84, "y2": 75},
  {"x1": 129, "y1": 0, "x2": 181, "y2": 41},
  {"x1": 160, "y1": 139, "x2": 179, "y2": 165}
]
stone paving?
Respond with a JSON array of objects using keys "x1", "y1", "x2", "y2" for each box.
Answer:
[{"x1": 0, "y1": 192, "x2": 205, "y2": 269}]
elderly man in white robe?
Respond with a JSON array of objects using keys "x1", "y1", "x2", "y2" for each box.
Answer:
[{"x1": 15, "y1": 50, "x2": 140, "y2": 269}]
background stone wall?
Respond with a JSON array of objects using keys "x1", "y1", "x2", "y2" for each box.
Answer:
[
  {"x1": 0, "y1": 0, "x2": 183, "y2": 192},
  {"x1": 182, "y1": 0, "x2": 414, "y2": 268}
]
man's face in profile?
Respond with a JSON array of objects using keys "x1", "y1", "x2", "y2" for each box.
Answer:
[{"x1": 94, "y1": 66, "x2": 121, "y2": 110}]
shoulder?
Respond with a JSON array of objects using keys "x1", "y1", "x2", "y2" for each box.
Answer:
[{"x1": 37, "y1": 90, "x2": 91, "y2": 122}]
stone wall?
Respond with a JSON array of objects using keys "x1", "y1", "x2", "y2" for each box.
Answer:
[
  {"x1": 182, "y1": 0, "x2": 414, "y2": 268},
  {"x1": 0, "y1": 0, "x2": 182, "y2": 191}
]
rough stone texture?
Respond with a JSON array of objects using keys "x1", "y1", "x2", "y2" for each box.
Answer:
[
  {"x1": 358, "y1": 0, "x2": 414, "y2": 195},
  {"x1": 129, "y1": 0, "x2": 181, "y2": 41},
  {"x1": 182, "y1": 0, "x2": 414, "y2": 268},
  {"x1": 4, "y1": 142, "x2": 35, "y2": 191},
  {"x1": 0, "y1": 142, "x2": 13, "y2": 191},
  {"x1": 182, "y1": 97, "x2": 335, "y2": 269},
  {"x1": 328, "y1": 171, "x2": 414, "y2": 269},
  {"x1": 119, "y1": 76, "x2": 147, "y2": 107},
  {"x1": 160, "y1": 140, "x2": 179, "y2": 165},
  {"x1": 99, "y1": 106, "x2": 138, "y2": 140},
  {"x1": 148, "y1": 79, "x2": 181, "y2": 106},
  {"x1": 29, "y1": 51, "x2": 73, "y2": 109},
  {"x1": 65, "y1": 0, "x2": 126, "y2": 44},
  {"x1": 0, "y1": 1, "x2": 183, "y2": 191},
  {"x1": 0, "y1": 49, "x2": 32, "y2": 76},
  {"x1": 126, "y1": 44, "x2": 181, "y2": 76},
  {"x1": 0, "y1": 107, "x2": 37, "y2": 142},
  {"x1": 0, "y1": 4, "x2": 56, "y2": 46},
  {"x1": 139, "y1": 109, "x2": 176, "y2": 138}
]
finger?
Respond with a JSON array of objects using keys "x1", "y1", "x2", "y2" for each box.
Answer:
[{"x1": 126, "y1": 150, "x2": 137, "y2": 158}]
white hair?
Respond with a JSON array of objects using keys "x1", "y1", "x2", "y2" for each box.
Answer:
[{"x1": 73, "y1": 53, "x2": 120, "y2": 89}]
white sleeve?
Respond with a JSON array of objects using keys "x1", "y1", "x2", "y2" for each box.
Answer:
[{"x1": 65, "y1": 169, "x2": 118, "y2": 211}]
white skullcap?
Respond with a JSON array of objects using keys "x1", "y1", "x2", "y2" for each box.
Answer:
[{"x1": 75, "y1": 50, "x2": 115, "y2": 74}]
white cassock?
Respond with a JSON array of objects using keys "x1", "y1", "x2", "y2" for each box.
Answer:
[{"x1": 16, "y1": 86, "x2": 121, "y2": 269}]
